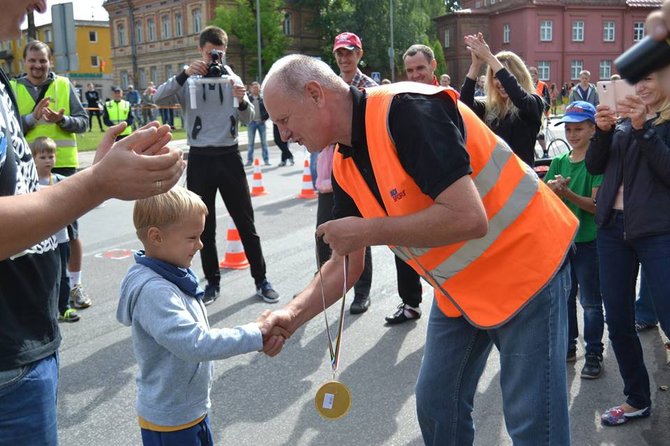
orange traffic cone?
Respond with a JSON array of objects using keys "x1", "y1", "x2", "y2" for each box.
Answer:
[
  {"x1": 219, "y1": 220, "x2": 250, "y2": 270},
  {"x1": 297, "y1": 158, "x2": 317, "y2": 199},
  {"x1": 250, "y1": 158, "x2": 268, "y2": 196}
]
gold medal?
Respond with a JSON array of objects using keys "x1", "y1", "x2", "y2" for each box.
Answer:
[
  {"x1": 315, "y1": 380, "x2": 351, "y2": 420},
  {"x1": 314, "y1": 242, "x2": 352, "y2": 420}
]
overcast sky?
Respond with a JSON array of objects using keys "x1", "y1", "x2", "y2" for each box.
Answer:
[{"x1": 24, "y1": 0, "x2": 109, "y2": 27}]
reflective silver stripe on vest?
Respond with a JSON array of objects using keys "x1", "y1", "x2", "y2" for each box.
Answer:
[
  {"x1": 429, "y1": 172, "x2": 538, "y2": 281},
  {"x1": 394, "y1": 141, "x2": 539, "y2": 280},
  {"x1": 473, "y1": 140, "x2": 514, "y2": 199},
  {"x1": 394, "y1": 139, "x2": 515, "y2": 262}
]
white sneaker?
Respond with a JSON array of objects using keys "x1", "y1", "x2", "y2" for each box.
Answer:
[{"x1": 70, "y1": 285, "x2": 92, "y2": 309}]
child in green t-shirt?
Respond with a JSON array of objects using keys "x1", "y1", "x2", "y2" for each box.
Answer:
[{"x1": 545, "y1": 101, "x2": 604, "y2": 380}]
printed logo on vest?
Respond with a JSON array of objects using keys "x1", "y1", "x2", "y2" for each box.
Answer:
[{"x1": 390, "y1": 188, "x2": 406, "y2": 202}]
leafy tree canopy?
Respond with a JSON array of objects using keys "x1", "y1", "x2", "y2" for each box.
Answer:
[
  {"x1": 213, "y1": 0, "x2": 290, "y2": 81},
  {"x1": 296, "y1": 0, "x2": 448, "y2": 80}
]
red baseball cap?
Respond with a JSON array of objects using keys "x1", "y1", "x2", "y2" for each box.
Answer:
[{"x1": 332, "y1": 32, "x2": 362, "y2": 52}]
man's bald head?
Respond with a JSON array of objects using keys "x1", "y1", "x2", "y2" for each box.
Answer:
[{"x1": 262, "y1": 55, "x2": 348, "y2": 99}]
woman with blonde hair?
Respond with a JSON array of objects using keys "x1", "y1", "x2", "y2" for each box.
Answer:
[
  {"x1": 586, "y1": 71, "x2": 670, "y2": 426},
  {"x1": 460, "y1": 33, "x2": 544, "y2": 166}
]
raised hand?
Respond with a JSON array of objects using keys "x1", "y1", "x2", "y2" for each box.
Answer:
[{"x1": 90, "y1": 122, "x2": 185, "y2": 200}]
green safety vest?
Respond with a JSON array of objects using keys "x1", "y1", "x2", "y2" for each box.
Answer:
[
  {"x1": 105, "y1": 100, "x2": 132, "y2": 136},
  {"x1": 11, "y1": 76, "x2": 79, "y2": 168}
]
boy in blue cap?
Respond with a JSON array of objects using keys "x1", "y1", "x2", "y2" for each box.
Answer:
[{"x1": 545, "y1": 101, "x2": 605, "y2": 378}]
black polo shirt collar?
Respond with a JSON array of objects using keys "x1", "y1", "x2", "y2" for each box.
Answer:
[{"x1": 337, "y1": 86, "x2": 366, "y2": 158}]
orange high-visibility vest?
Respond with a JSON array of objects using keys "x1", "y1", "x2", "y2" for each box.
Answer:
[{"x1": 333, "y1": 82, "x2": 577, "y2": 328}]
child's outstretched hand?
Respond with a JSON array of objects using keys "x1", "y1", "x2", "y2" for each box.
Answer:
[{"x1": 257, "y1": 310, "x2": 291, "y2": 357}]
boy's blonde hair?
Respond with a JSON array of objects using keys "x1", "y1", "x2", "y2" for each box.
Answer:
[
  {"x1": 133, "y1": 186, "x2": 208, "y2": 242},
  {"x1": 29, "y1": 136, "x2": 57, "y2": 156}
]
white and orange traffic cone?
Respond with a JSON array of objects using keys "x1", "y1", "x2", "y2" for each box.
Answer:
[
  {"x1": 297, "y1": 158, "x2": 317, "y2": 199},
  {"x1": 250, "y1": 158, "x2": 268, "y2": 196},
  {"x1": 219, "y1": 220, "x2": 250, "y2": 270}
]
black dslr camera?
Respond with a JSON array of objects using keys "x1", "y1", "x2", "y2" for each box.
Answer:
[{"x1": 205, "y1": 50, "x2": 227, "y2": 78}]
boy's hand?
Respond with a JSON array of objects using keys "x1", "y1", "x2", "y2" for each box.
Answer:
[{"x1": 257, "y1": 310, "x2": 291, "y2": 357}]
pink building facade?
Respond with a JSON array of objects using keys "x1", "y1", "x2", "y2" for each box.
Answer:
[{"x1": 435, "y1": 0, "x2": 661, "y2": 89}]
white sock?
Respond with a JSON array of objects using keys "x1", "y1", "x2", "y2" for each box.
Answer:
[{"x1": 69, "y1": 271, "x2": 82, "y2": 288}]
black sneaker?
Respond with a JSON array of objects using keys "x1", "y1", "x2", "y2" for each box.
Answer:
[
  {"x1": 257, "y1": 280, "x2": 279, "y2": 303},
  {"x1": 202, "y1": 283, "x2": 220, "y2": 305},
  {"x1": 581, "y1": 353, "x2": 603, "y2": 379},
  {"x1": 385, "y1": 303, "x2": 421, "y2": 325},
  {"x1": 566, "y1": 346, "x2": 577, "y2": 363},
  {"x1": 349, "y1": 295, "x2": 370, "y2": 314}
]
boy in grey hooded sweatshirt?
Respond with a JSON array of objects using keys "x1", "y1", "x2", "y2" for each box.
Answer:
[{"x1": 118, "y1": 186, "x2": 277, "y2": 445}]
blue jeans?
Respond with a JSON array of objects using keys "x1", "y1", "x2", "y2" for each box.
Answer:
[
  {"x1": 597, "y1": 211, "x2": 670, "y2": 409},
  {"x1": 635, "y1": 269, "x2": 658, "y2": 326},
  {"x1": 141, "y1": 415, "x2": 214, "y2": 446},
  {"x1": 415, "y1": 265, "x2": 571, "y2": 446},
  {"x1": 567, "y1": 241, "x2": 604, "y2": 356},
  {"x1": 0, "y1": 353, "x2": 59, "y2": 446},
  {"x1": 247, "y1": 121, "x2": 269, "y2": 164}
]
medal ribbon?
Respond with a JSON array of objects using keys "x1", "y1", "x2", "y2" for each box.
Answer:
[{"x1": 315, "y1": 233, "x2": 348, "y2": 378}]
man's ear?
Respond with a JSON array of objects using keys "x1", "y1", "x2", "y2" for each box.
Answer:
[{"x1": 305, "y1": 81, "x2": 324, "y2": 106}]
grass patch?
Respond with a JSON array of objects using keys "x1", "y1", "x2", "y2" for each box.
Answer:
[{"x1": 77, "y1": 117, "x2": 250, "y2": 151}]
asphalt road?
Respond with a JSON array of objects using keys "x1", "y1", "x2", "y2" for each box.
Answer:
[{"x1": 56, "y1": 142, "x2": 670, "y2": 446}]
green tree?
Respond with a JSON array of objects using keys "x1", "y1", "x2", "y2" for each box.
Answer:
[
  {"x1": 431, "y1": 38, "x2": 447, "y2": 77},
  {"x1": 213, "y1": 0, "x2": 290, "y2": 81},
  {"x1": 296, "y1": 0, "x2": 447, "y2": 80},
  {"x1": 445, "y1": 0, "x2": 460, "y2": 12}
]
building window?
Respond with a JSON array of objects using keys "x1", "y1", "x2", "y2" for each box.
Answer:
[
  {"x1": 150, "y1": 66, "x2": 158, "y2": 85},
  {"x1": 503, "y1": 24, "x2": 510, "y2": 44},
  {"x1": 116, "y1": 23, "x2": 126, "y2": 46},
  {"x1": 147, "y1": 18, "x2": 156, "y2": 41},
  {"x1": 444, "y1": 29, "x2": 451, "y2": 48},
  {"x1": 192, "y1": 8, "x2": 202, "y2": 34},
  {"x1": 165, "y1": 64, "x2": 173, "y2": 82},
  {"x1": 135, "y1": 20, "x2": 143, "y2": 43},
  {"x1": 175, "y1": 13, "x2": 183, "y2": 37},
  {"x1": 634, "y1": 21, "x2": 645, "y2": 42},
  {"x1": 161, "y1": 15, "x2": 171, "y2": 40},
  {"x1": 540, "y1": 20, "x2": 552, "y2": 42},
  {"x1": 121, "y1": 70, "x2": 129, "y2": 89},
  {"x1": 139, "y1": 68, "x2": 147, "y2": 89},
  {"x1": 89, "y1": 31, "x2": 97, "y2": 43},
  {"x1": 571, "y1": 60, "x2": 584, "y2": 80},
  {"x1": 43, "y1": 29, "x2": 53, "y2": 43},
  {"x1": 572, "y1": 21, "x2": 584, "y2": 42},
  {"x1": 603, "y1": 21, "x2": 615, "y2": 42},
  {"x1": 90, "y1": 55, "x2": 99, "y2": 67},
  {"x1": 600, "y1": 60, "x2": 612, "y2": 79},
  {"x1": 538, "y1": 61, "x2": 550, "y2": 81},
  {"x1": 282, "y1": 12, "x2": 292, "y2": 36}
]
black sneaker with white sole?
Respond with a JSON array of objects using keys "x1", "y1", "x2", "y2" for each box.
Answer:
[
  {"x1": 385, "y1": 303, "x2": 421, "y2": 325},
  {"x1": 257, "y1": 280, "x2": 279, "y2": 303},
  {"x1": 202, "y1": 283, "x2": 220, "y2": 305}
]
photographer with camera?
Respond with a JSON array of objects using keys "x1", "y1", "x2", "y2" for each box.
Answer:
[{"x1": 153, "y1": 25, "x2": 279, "y2": 305}]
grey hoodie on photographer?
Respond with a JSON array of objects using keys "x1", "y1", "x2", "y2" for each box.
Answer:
[
  {"x1": 117, "y1": 264, "x2": 262, "y2": 427},
  {"x1": 153, "y1": 66, "x2": 254, "y2": 148}
]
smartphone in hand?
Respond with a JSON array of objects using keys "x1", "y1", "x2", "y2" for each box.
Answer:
[{"x1": 596, "y1": 80, "x2": 636, "y2": 111}]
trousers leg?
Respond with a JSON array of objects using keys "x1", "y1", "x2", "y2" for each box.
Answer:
[
  {"x1": 219, "y1": 152, "x2": 267, "y2": 285},
  {"x1": 187, "y1": 152, "x2": 220, "y2": 285},
  {"x1": 395, "y1": 255, "x2": 422, "y2": 307}
]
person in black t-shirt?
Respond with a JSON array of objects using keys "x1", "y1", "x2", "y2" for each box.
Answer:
[
  {"x1": 0, "y1": 6, "x2": 185, "y2": 445},
  {"x1": 260, "y1": 54, "x2": 573, "y2": 446},
  {"x1": 85, "y1": 82, "x2": 104, "y2": 132}
]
